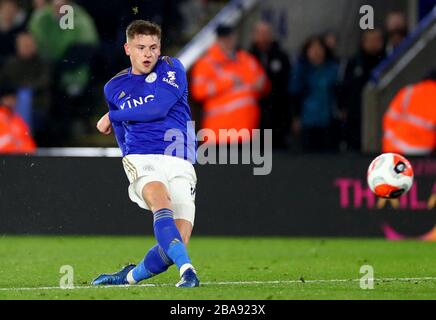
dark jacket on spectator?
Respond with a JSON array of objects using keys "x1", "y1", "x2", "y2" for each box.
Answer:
[
  {"x1": 0, "y1": 55, "x2": 51, "y2": 112},
  {"x1": 0, "y1": 19, "x2": 26, "y2": 66},
  {"x1": 340, "y1": 50, "x2": 385, "y2": 150},
  {"x1": 250, "y1": 41, "x2": 291, "y2": 149}
]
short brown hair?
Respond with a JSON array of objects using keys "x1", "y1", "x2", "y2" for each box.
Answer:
[{"x1": 126, "y1": 20, "x2": 162, "y2": 40}]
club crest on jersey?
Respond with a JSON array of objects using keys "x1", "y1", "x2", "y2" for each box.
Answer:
[
  {"x1": 163, "y1": 71, "x2": 179, "y2": 89},
  {"x1": 145, "y1": 72, "x2": 157, "y2": 83}
]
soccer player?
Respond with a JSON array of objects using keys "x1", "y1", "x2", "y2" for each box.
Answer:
[{"x1": 91, "y1": 20, "x2": 199, "y2": 287}]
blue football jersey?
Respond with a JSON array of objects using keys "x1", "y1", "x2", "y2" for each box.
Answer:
[{"x1": 104, "y1": 56, "x2": 196, "y2": 163}]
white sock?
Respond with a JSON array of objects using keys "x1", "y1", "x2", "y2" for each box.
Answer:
[
  {"x1": 126, "y1": 270, "x2": 137, "y2": 284},
  {"x1": 179, "y1": 263, "x2": 195, "y2": 277}
]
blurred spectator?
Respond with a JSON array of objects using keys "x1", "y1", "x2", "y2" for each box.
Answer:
[
  {"x1": 0, "y1": 86, "x2": 36, "y2": 154},
  {"x1": 74, "y1": 0, "x2": 125, "y2": 80},
  {"x1": 32, "y1": 0, "x2": 48, "y2": 10},
  {"x1": 191, "y1": 23, "x2": 270, "y2": 144},
  {"x1": 28, "y1": 0, "x2": 98, "y2": 94},
  {"x1": 385, "y1": 11, "x2": 409, "y2": 56},
  {"x1": 323, "y1": 30, "x2": 339, "y2": 61},
  {"x1": 340, "y1": 29, "x2": 385, "y2": 151},
  {"x1": 383, "y1": 70, "x2": 436, "y2": 156},
  {"x1": 0, "y1": 32, "x2": 51, "y2": 146},
  {"x1": 0, "y1": 0, "x2": 28, "y2": 66},
  {"x1": 289, "y1": 35, "x2": 339, "y2": 153},
  {"x1": 180, "y1": 0, "x2": 208, "y2": 37},
  {"x1": 28, "y1": 0, "x2": 99, "y2": 145},
  {"x1": 249, "y1": 20, "x2": 291, "y2": 149}
]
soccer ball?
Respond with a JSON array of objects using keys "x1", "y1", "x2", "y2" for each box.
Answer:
[{"x1": 367, "y1": 153, "x2": 414, "y2": 199}]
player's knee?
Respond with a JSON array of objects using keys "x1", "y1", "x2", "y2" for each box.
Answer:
[{"x1": 142, "y1": 181, "x2": 172, "y2": 212}]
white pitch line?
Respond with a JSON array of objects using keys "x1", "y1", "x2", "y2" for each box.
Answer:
[{"x1": 1, "y1": 277, "x2": 436, "y2": 292}]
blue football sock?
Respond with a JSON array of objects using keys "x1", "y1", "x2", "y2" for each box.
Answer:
[
  {"x1": 153, "y1": 208, "x2": 192, "y2": 270},
  {"x1": 131, "y1": 244, "x2": 173, "y2": 282}
]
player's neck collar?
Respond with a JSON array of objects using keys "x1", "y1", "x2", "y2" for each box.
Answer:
[
  {"x1": 128, "y1": 62, "x2": 160, "y2": 77},
  {"x1": 128, "y1": 67, "x2": 145, "y2": 78}
]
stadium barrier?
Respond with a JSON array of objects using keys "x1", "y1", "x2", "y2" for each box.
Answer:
[{"x1": 1, "y1": 153, "x2": 435, "y2": 239}]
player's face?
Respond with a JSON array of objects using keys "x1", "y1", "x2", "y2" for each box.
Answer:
[{"x1": 125, "y1": 34, "x2": 161, "y2": 75}]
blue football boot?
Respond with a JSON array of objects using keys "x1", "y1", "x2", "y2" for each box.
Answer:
[
  {"x1": 176, "y1": 268, "x2": 200, "y2": 288},
  {"x1": 91, "y1": 264, "x2": 136, "y2": 285}
]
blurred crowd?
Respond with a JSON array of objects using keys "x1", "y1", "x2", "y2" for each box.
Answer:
[
  {"x1": 191, "y1": 11, "x2": 411, "y2": 153},
  {"x1": 0, "y1": 0, "x2": 224, "y2": 151},
  {"x1": 0, "y1": 0, "x2": 423, "y2": 154}
]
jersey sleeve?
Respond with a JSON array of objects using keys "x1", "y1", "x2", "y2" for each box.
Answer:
[
  {"x1": 108, "y1": 58, "x2": 187, "y2": 123},
  {"x1": 104, "y1": 84, "x2": 127, "y2": 154},
  {"x1": 165, "y1": 58, "x2": 188, "y2": 98}
]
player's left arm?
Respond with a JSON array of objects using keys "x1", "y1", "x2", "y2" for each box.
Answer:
[{"x1": 108, "y1": 59, "x2": 187, "y2": 123}]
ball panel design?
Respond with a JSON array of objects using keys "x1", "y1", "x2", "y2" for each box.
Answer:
[
  {"x1": 374, "y1": 184, "x2": 403, "y2": 199},
  {"x1": 392, "y1": 153, "x2": 414, "y2": 177},
  {"x1": 367, "y1": 153, "x2": 414, "y2": 199}
]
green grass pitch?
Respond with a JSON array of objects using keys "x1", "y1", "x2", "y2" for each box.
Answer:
[{"x1": 0, "y1": 236, "x2": 435, "y2": 300}]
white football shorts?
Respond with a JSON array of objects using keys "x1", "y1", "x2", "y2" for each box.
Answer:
[{"x1": 122, "y1": 154, "x2": 197, "y2": 226}]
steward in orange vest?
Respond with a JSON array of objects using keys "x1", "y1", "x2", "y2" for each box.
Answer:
[
  {"x1": 191, "y1": 24, "x2": 271, "y2": 144},
  {"x1": 0, "y1": 87, "x2": 36, "y2": 154},
  {"x1": 383, "y1": 71, "x2": 436, "y2": 155}
]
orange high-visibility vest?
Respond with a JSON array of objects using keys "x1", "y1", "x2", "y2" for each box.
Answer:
[
  {"x1": 0, "y1": 107, "x2": 36, "y2": 154},
  {"x1": 191, "y1": 43, "x2": 270, "y2": 144},
  {"x1": 383, "y1": 80, "x2": 436, "y2": 155}
]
